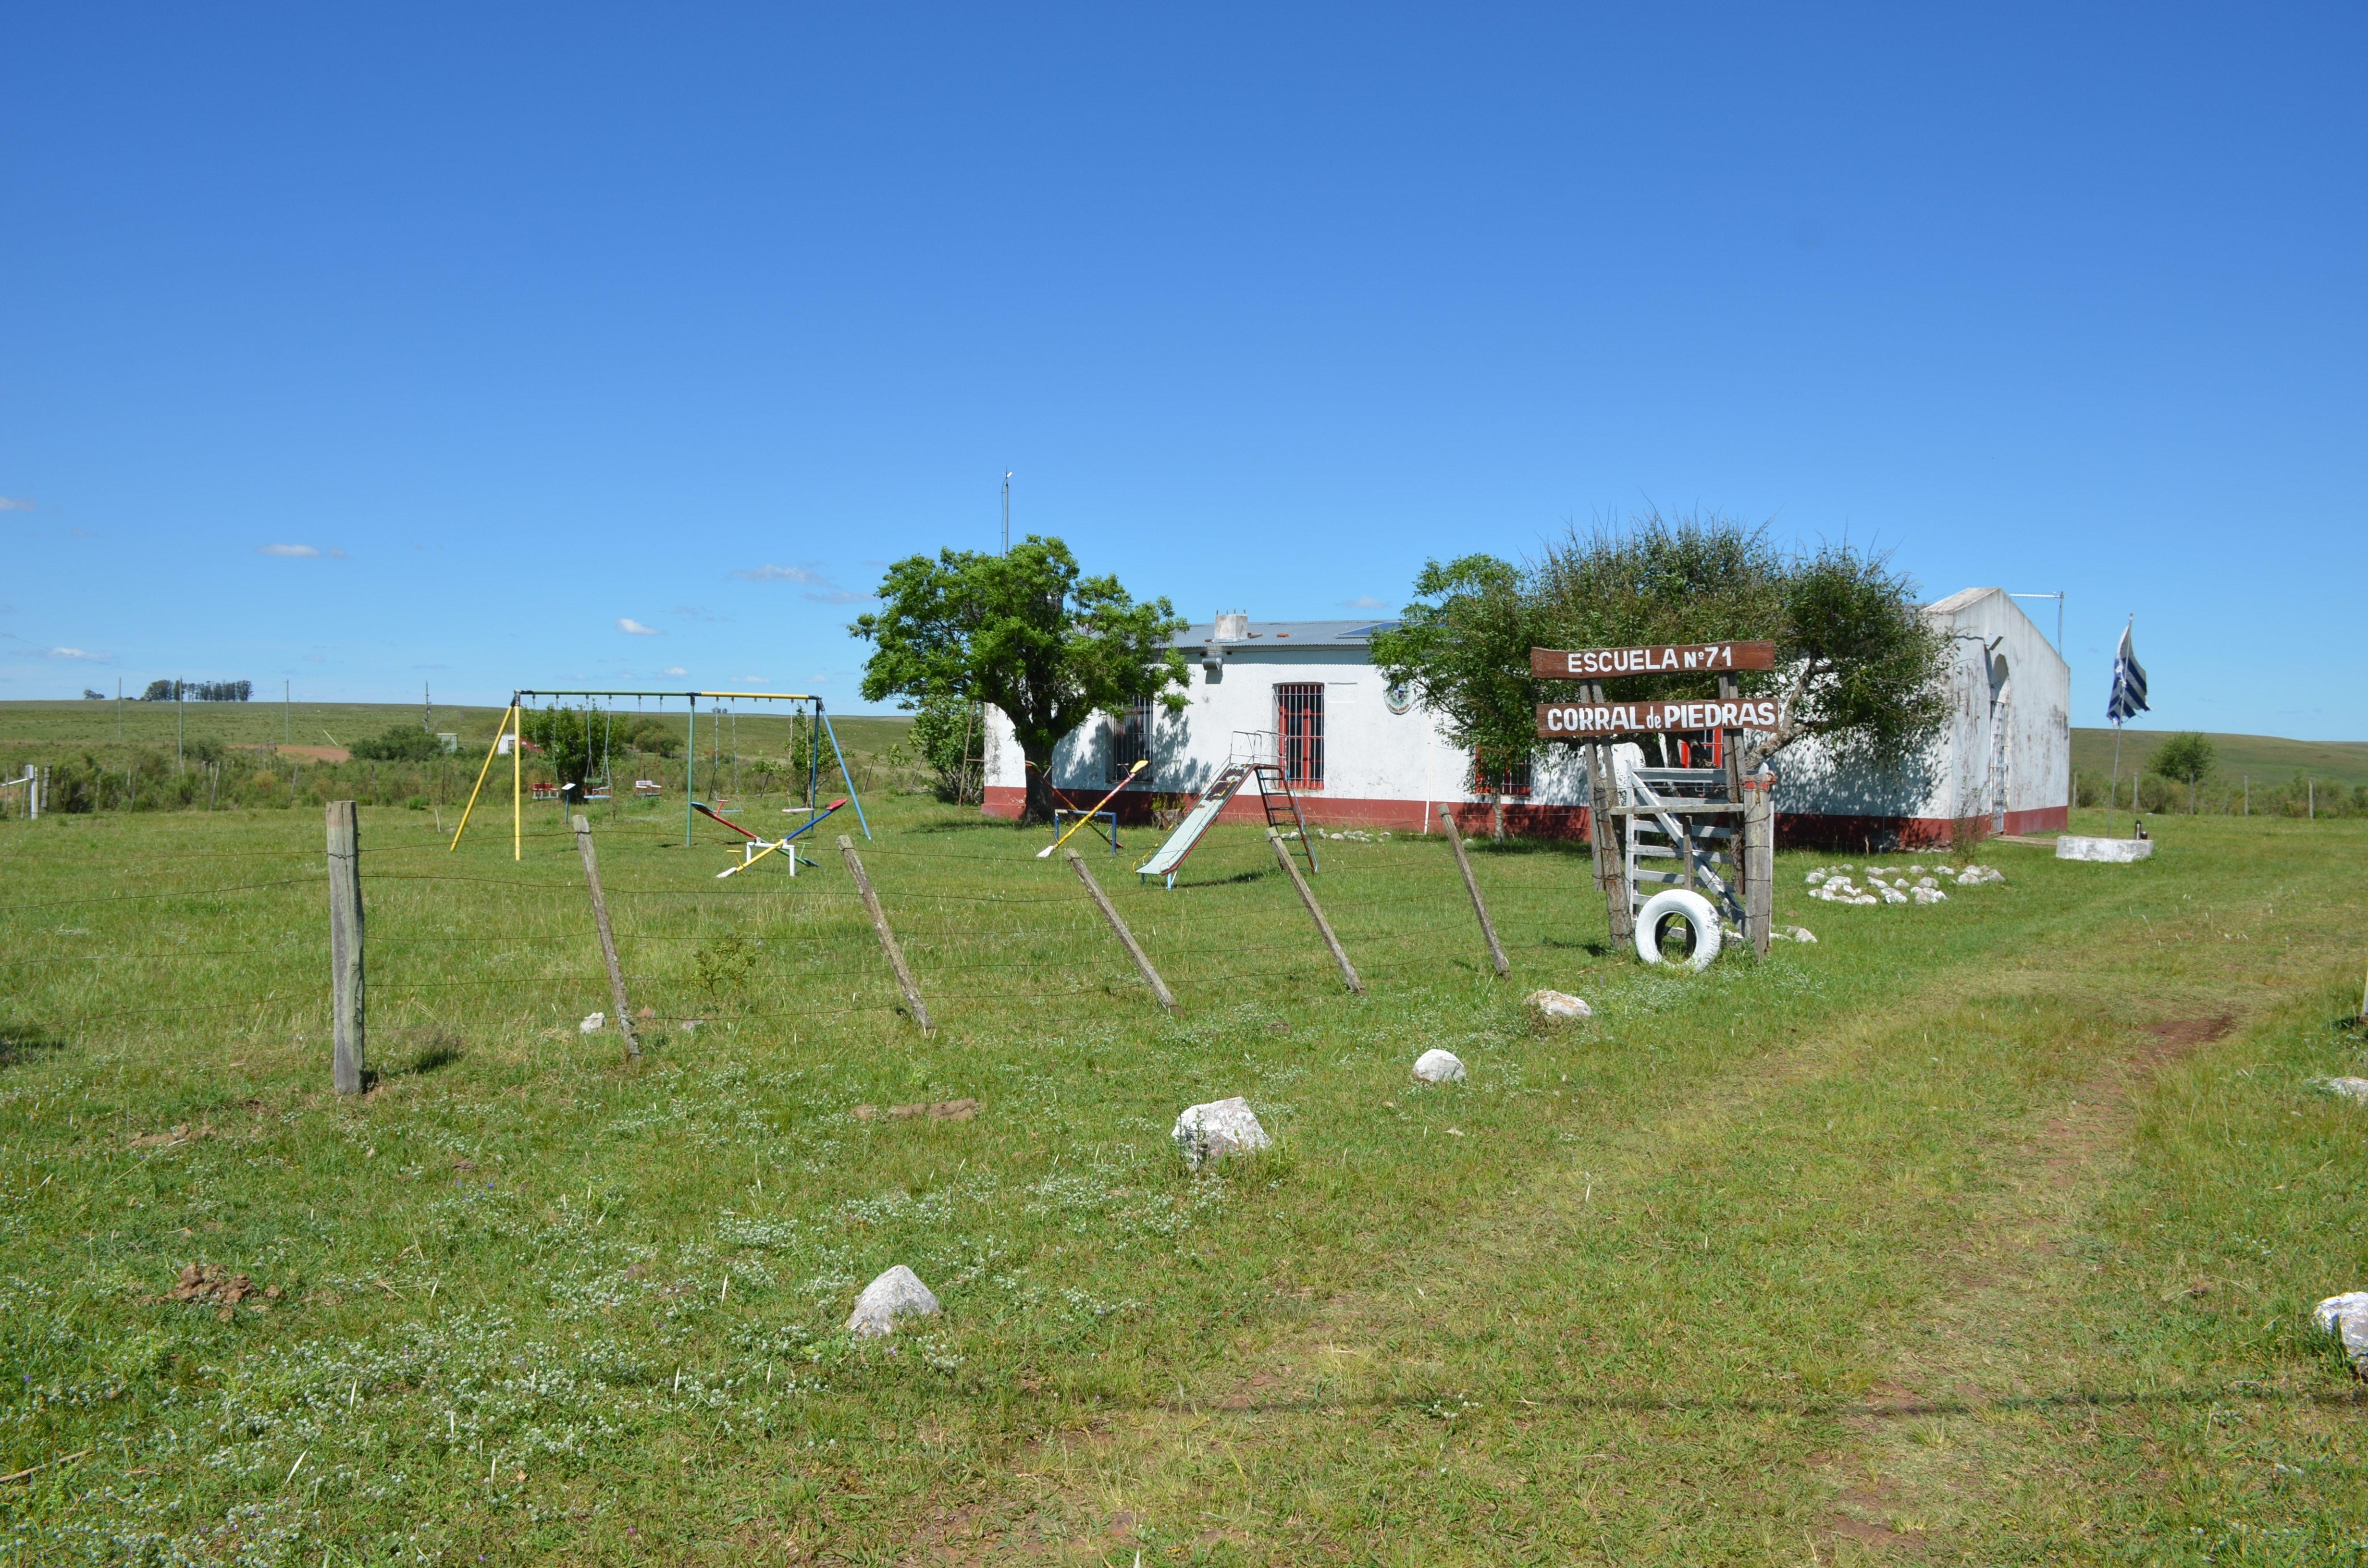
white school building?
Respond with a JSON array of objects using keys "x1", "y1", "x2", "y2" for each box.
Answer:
[{"x1": 979, "y1": 589, "x2": 2069, "y2": 847}]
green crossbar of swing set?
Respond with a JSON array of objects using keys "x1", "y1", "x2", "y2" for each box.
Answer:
[{"x1": 476, "y1": 688, "x2": 871, "y2": 851}]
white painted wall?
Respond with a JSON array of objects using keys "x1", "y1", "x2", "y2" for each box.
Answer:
[{"x1": 983, "y1": 647, "x2": 1588, "y2": 809}]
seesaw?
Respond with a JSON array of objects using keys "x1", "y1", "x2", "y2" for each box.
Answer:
[{"x1": 693, "y1": 796, "x2": 849, "y2": 878}]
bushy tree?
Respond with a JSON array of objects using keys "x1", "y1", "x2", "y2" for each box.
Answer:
[
  {"x1": 852, "y1": 537, "x2": 1186, "y2": 822},
  {"x1": 907, "y1": 689, "x2": 986, "y2": 804},
  {"x1": 2148, "y1": 732, "x2": 2215, "y2": 813},
  {"x1": 518, "y1": 705, "x2": 598, "y2": 786},
  {"x1": 1370, "y1": 512, "x2": 1949, "y2": 777},
  {"x1": 351, "y1": 724, "x2": 444, "y2": 763}
]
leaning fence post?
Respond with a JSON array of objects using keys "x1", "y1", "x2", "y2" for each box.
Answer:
[
  {"x1": 1436, "y1": 805, "x2": 1509, "y2": 978},
  {"x1": 572, "y1": 815, "x2": 640, "y2": 1058},
  {"x1": 325, "y1": 800, "x2": 366, "y2": 1094},
  {"x1": 838, "y1": 834, "x2": 933, "y2": 1033},
  {"x1": 1266, "y1": 827, "x2": 1363, "y2": 994},
  {"x1": 1065, "y1": 849, "x2": 1177, "y2": 1013}
]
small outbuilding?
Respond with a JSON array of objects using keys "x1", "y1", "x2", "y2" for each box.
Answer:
[{"x1": 1772, "y1": 588, "x2": 2070, "y2": 845}]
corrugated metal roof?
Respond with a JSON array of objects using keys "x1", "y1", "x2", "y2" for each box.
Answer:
[{"x1": 1170, "y1": 618, "x2": 1400, "y2": 650}]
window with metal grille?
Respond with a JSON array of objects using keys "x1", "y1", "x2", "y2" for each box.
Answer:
[
  {"x1": 1275, "y1": 683, "x2": 1324, "y2": 787},
  {"x1": 1470, "y1": 749, "x2": 1533, "y2": 796},
  {"x1": 1108, "y1": 696, "x2": 1153, "y2": 782}
]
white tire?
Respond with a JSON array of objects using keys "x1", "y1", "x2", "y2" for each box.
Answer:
[{"x1": 1634, "y1": 888, "x2": 1722, "y2": 971}]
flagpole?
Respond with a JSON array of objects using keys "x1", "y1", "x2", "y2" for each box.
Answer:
[{"x1": 2110, "y1": 720, "x2": 2123, "y2": 836}]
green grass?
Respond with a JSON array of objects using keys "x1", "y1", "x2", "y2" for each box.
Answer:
[
  {"x1": 0, "y1": 790, "x2": 2364, "y2": 1564},
  {"x1": 0, "y1": 698, "x2": 913, "y2": 767},
  {"x1": 2074, "y1": 726, "x2": 2368, "y2": 791}
]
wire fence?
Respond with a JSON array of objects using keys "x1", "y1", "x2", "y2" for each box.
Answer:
[{"x1": 0, "y1": 805, "x2": 1601, "y2": 1071}]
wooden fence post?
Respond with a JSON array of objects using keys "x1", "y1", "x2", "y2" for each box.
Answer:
[
  {"x1": 572, "y1": 815, "x2": 640, "y2": 1058},
  {"x1": 1065, "y1": 849, "x2": 1178, "y2": 1013},
  {"x1": 1437, "y1": 805, "x2": 1509, "y2": 978},
  {"x1": 1266, "y1": 828, "x2": 1363, "y2": 994},
  {"x1": 1742, "y1": 775, "x2": 1775, "y2": 957},
  {"x1": 325, "y1": 800, "x2": 365, "y2": 1095},
  {"x1": 838, "y1": 835, "x2": 933, "y2": 1033},
  {"x1": 1580, "y1": 683, "x2": 1633, "y2": 945}
]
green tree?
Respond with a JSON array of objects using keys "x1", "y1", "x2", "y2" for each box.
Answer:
[
  {"x1": 851, "y1": 537, "x2": 1187, "y2": 823},
  {"x1": 1370, "y1": 512, "x2": 1949, "y2": 778},
  {"x1": 2148, "y1": 732, "x2": 2215, "y2": 814},
  {"x1": 518, "y1": 704, "x2": 597, "y2": 787},
  {"x1": 351, "y1": 724, "x2": 443, "y2": 763},
  {"x1": 907, "y1": 689, "x2": 987, "y2": 804}
]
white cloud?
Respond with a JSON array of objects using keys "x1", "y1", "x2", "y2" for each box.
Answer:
[
  {"x1": 257, "y1": 543, "x2": 322, "y2": 558},
  {"x1": 0, "y1": 497, "x2": 32, "y2": 511},
  {"x1": 1339, "y1": 594, "x2": 1386, "y2": 610},
  {"x1": 664, "y1": 666, "x2": 688, "y2": 676},
  {"x1": 805, "y1": 588, "x2": 872, "y2": 605},
  {"x1": 45, "y1": 646, "x2": 106, "y2": 661},
  {"x1": 731, "y1": 563, "x2": 825, "y2": 584},
  {"x1": 616, "y1": 617, "x2": 664, "y2": 636}
]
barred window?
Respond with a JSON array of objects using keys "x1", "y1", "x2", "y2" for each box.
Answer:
[
  {"x1": 1275, "y1": 683, "x2": 1324, "y2": 787},
  {"x1": 1471, "y1": 749, "x2": 1533, "y2": 796},
  {"x1": 1108, "y1": 697, "x2": 1153, "y2": 782}
]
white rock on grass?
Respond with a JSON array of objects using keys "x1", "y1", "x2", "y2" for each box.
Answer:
[
  {"x1": 1412, "y1": 1049, "x2": 1467, "y2": 1084},
  {"x1": 2319, "y1": 1078, "x2": 2368, "y2": 1103},
  {"x1": 1787, "y1": 927, "x2": 1817, "y2": 943},
  {"x1": 578, "y1": 1011, "x2": 605, "y2": 1035},
  {"x1": 847, "y1": 1265, "x2": 940, "y2": 1339},
  {"x1": 1526, "y1": 989, "x2": 1593, "y2": 1019},
  {"x1": 2316, "y1": 1293, "x2": 2368, "y2": 1370},
  {"x1": 1172, "y1": 1096, "x2": 1272, "y2": 1171},
  {"x1": 1956, "y1": 866, "x2": 2006, "y2": 886}
]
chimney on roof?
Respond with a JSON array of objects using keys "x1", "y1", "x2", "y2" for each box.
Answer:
[{"x1": 1213, "y1": 610, "x2": 1249, "y2": 641}]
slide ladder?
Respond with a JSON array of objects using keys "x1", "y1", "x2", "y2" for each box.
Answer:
[{"x1": 1136, "y1": 762, "x2": 1319, "y2": 884}]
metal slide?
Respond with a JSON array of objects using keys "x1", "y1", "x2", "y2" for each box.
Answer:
[
  {"x1": 1135, "y1": 764, "x2": 1255, "y2": 881},
  {"x1": 1135, "y1": 759, "x2": 1317, "y2": 884}
]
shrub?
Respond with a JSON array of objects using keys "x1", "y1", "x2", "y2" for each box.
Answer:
[{"x1": 350, "y1": 725, "x2": 444, "y2": 762}]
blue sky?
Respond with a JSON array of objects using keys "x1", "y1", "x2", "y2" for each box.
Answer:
[{"x1": 3, "y1": 4, "x2": 2360, "y2": 735}]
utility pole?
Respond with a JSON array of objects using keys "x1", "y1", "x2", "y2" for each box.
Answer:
[
  {"x1": 1001, "y1": 470, "x2": 1011, "y2": 554},
  {"x1": 425, "y1": 681, "x2": 433, "y2": 733}
]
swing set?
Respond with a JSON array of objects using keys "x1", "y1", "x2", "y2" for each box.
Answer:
[{"x1": 448, "y1": 689, "x2": 871, "y2": 859}]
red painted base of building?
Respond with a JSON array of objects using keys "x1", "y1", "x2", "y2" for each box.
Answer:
[
  {"x1": 981, "y1": 787, "x2": 2067, "y2": 853},
  {"x1": 979, "y1": 786, "x2": 1593, "y2": 838}
]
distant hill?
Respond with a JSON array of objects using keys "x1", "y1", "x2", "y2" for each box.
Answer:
[{"x1": 2072, "y1": 728, "x2": 2368, "y2": 790}]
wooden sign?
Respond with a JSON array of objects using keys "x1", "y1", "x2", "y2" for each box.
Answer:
[
  {"x1": 1536, "y1": 696, "x2": 1780, "y2": 739},
  {"x1": 1530, "y1": 641, "x2": 1776, "y2": 679}
]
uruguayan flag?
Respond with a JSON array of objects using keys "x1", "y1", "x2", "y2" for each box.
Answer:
[{"x1": 2107, "y1": 622, "x2": 2150, "y2": 723}]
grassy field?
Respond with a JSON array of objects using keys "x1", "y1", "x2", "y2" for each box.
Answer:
[
  {"x1": 1, "y1": 782, "x2": 2365, "y2": 1564},
  {"x1": 0, "y1": 699, "x2": 913, "y2": 769},
  {"x1": 2073, "y1": 726, "x2": 2368, "y2": 792}
]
